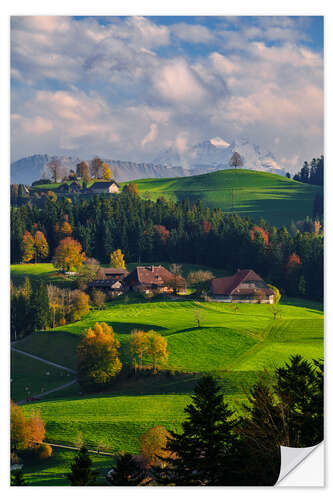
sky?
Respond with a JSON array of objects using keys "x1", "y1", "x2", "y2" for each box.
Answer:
[{"x1": 11, "y1": 16, "x2": 324, "y2": 171}]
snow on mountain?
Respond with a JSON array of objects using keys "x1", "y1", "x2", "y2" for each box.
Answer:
[
  {"x1": 153, "y1": 137, "x2": 286, "y2": 176},
  {"x1": 11, "y1": 138, "x2": 285, "y2": 185}
]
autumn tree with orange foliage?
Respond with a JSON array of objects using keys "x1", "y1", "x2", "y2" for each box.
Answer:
[
  {"x1": 154, "y1": 225, "x2": 170, "y2": 243},
  {"x1": 28, "y1": 410, "x2": 46, "y2": 447},
  {"x1": 202, "y1": 220, "x2": 212, "y2": 234},
  {"x1": 22, "y1": 230, "x2": 49, "y2": 263},
  {"x1": 11, "y1": 401, "x2": 30, "y2": 451},
  {"x1": 34, "y1": 231, "x2": 49, "y2": 261},
  {"x1": 286, "y1": 252, "x2": 302, "y2": 272},
  {"x1": 55, "y1": 220, "x2": 73, "y2": 242},
  {"x1": 250, "y1": 225, "x2": 269, "y2": 246},
  {"x1": 77, "y1": 322, "x2": 122, "y2": 390},
  {"x1": 53, "y1": 237, "x2": 86, "y2": 272},
  {"x1": 11, "y1": 402, "x2": 46, "y2": 452},
  {"x1": 22, "y1": 231, "x2": 36, "y2": 263},
  {"x1": 140, "y1": 426, "x2": 173, "y2": 467}
]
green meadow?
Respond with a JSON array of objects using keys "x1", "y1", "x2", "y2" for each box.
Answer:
[
  {"x1": 121, "y1": 169, "x2": 321, "y2": 226},
  {"x1": 15, "y1": 297, "x2": 323, "y2": 467},
  {"x1": 11, "y1": 262, "x2": 323, "y2": 484}
]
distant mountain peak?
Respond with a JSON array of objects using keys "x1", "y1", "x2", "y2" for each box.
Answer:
[{"x1": 153, "y1": 137, "x2": 285, "y2": 176}]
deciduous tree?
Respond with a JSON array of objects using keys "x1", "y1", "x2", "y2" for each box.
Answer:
[
  {"x1": 77, "y1": 322, "x2": 122, "y2": 389},
  {"x1": 147, "y1": 330, "x2": 168, "y2": 372},
  {"x1": 47, "y1": 159, "x2": 62, "y2": 183},
  {"x1": 22, "y1": 231, "x2": 35, "y2": 263},
  {"x1": 140, "y1": 425, "x2": 171, "y2": 467},
  {"x1": 110, "y1": 249, "x2": 126, "y2": 269},
  {"x1": 34, "y1": 230, "x2": 49, "y2": 262},
  {"x1": 229, "y1": 152, "x2": 243, "y2": 168},
  {"x1": 130, "y1": 329, "x2": 150, "y2": 372},
  {"x1": 53, "y1": 237, "x2": 86, "y2": 272}
]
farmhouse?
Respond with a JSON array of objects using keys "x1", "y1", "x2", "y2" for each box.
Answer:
[
  {"x1": 89, "y1": 181, "x2": 120, "y2": 194},
  {"x1": 124, "y1": 265, "x2": 186, "y2": 294},
  {"x1": 211, "y1": 269, "x2": 274, "y2": 303},
  {"x1": 88, "y1": 268, "x2": 128, "y2": 295}
]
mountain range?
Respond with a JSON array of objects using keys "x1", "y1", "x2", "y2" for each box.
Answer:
[{"x1": 10, "y1": 138, "x2": 285, "y2": 185}]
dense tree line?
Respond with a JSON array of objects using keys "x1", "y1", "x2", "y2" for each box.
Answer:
[
  {"x1": 291, "y1": 156, "x2": 324, "y2": 185},
  {"x1": 11, "y1": 191, "x2": 323, "y2": 300}
]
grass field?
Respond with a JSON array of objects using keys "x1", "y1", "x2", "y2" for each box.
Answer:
[
  {"x1": 121, "y1": 169, "x2": 322, "y2": 227},
  {"x1": 11, "y1": 263, "x2": 77, "y2": 288},
  {"x1": 11, "y1": 350, "x2": 72, "y2": 402},
  {"x1": 20, "y1": 447, "x2": 113, "y2": 486},
  {"x1": 11, "y1": 262, "x2": 323, "y2": 482}
]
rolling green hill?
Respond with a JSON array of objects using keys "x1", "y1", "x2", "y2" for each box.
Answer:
[
  {"x1": 15, "y1": 296, "x2": 323, "y2": 484},
  {"x1": 121, "y1": 169, "x2": 322, "y2": 226}
]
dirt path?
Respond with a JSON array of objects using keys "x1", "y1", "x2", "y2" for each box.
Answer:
[
  {"x1": 11, "y1": 346, "x2": 76, "y2": 374},
  {"x1": 12, "y1": 345, "x2": 78, "y2": 404},
  {"x1": 16, "y1": 378, "x2": 77, "y2": 405}
]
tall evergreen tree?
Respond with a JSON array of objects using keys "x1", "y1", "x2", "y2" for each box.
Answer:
[
  {"x1": 154, "y1": 375, "x2": 240, "y2": 485},
  {"x1": 68, "y1": 446, "x2": 97, "y2": 486},
  {"x1": 29, "y1": 281, "x2": 51, "y2": 332}
]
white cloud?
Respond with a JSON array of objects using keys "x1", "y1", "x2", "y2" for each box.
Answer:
[
  {"x1": 153, "y1": 58, "x2": 206, "y2": 104},
  {"x1": 171, "y1": 23, "x2": 215, "y2": 44},
  {"x1": 10, "y1": 16, "x2": 323, "y2": 172},
  {"x1": 141, "y1": 123, "x2": 158, "y2": 147}
]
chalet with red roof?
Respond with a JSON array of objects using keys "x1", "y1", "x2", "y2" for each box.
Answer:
[
  {"x1": 211, "y1": 269, "x2": 274, "y2": 303},
  {"x1": 124, "y1": 265, "x2": 186, "y2": 294}
]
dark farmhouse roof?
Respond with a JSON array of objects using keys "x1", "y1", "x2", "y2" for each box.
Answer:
[
  {"x1": 97, "y1": 268, "x2": 128, "y2": 279},
  {"x1": 124, "y1": 265, "x2": 185, "y2": 288},
  {"x1": 211, "y1": 269, "x2": 273, "y2": 296},
  {"x1": 89, "y1": 181, "x2": 120, "y2": 190}
]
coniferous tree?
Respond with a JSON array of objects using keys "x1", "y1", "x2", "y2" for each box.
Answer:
[
  {"x1": 154, "y1": 375, "x2": 240, "y2": 485},
  {"x1": 106, "y1": 453, "x2": 145, "y2": 486},
  {"x1": 68, "y1": 446, "x2": 97, "y2": 486},
  {"x1": 29, "y1": 281, "x2": 51, "y2": 332}
]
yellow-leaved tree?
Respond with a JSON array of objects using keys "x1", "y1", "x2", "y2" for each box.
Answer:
[
  {"x1": 130, "y1": 329, "x2": 150, "y2": 372},
  {"x1": 34, "y1": 230, "x2": 49, "y2": 262},
  {"x1": 147, "y1": 330, "x2": 168, "y2": 373},
  {"x1": 22, "y1": 231, "x2": 36, "y2": 263},
  {"x1": 77, "y1": 322, "x2": 122, "y2": 389},
  {"x1": 53, "y1": 237, "x2": 86, "y2": 272},
  {"x1": 110, "y1": 249, "x2": 126, "y2": 269}
]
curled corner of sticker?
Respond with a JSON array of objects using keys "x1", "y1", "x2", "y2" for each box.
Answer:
[{"x1": 276, "y1": 442, "x2": 324, "y2": 486}]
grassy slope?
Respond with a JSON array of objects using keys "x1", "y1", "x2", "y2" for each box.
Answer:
[
  {"x1": 10, "y1": 263, "x2": 77, "y2": 289},
  {"x1": 11, "y1": 351, "x2": 71, "y2": 402},
  {"x1": 16, "y1": 297, "x2": 323, "y2": 482},
  {"x1": 121, "y1": 169, "x2": 322, "y2": 226},
  {"x1": 21, "y1": 447, "x2": 113, "y2": 486}
]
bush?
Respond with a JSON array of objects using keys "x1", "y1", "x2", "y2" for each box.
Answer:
[{"x1": 38, "y1": 443, "x2": 53, "y2": 460}]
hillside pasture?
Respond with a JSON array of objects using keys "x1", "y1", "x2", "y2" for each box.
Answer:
[{"x1": 121, "y1": 169, "x2": 322, "y2": 226}]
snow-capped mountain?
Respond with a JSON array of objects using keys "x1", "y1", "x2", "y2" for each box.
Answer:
[
  {"x1": 153, "y1": 137, "x2": 285, "y2": 176},
  {"x1": 11, "y1": 138, "x2": 285, "y2": 185}
]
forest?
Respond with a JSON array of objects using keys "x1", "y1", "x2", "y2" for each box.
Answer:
[{"x1": 10, "y1": 190, "x2": 323, "y2": 301}]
